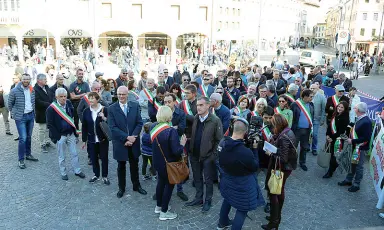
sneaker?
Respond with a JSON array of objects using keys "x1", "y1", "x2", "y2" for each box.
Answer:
[
  {"x1": 41, "y1": 145, "x2": 48, "y2": 153},
  {"x1": 75, "y1": 172, "x2": 86, "y2": 178},
  {"x1": 348, "y1": 186, "x2": 360, "y2": 192},
  {"x1": 25, "y1": 155, "x2": 39, "y2": 161},
  {"x1": 379, "y1": 213, "x2": 384, "y2": 219},
  {"x1": 155, "y1": 205, "x2": 171, "y2": 214},
  {"x1": 217, "y1": 220, "x2": 233, "y2": 230},
  {"x1": 177, "y1": 192, "x2": 189, "y2": 201},
  {"x1": 5, "y1": 132, "x2": 13, "y2": 135},
  {"x1": 142, "y1": 175, "x2": 151, "y2": 181},
  {"x1": 61, "y1": 175, "x2": 68, "y2": 180},
  {"x1": 300, "y1": 164, "x2": 308, "y2": 171},
  {"x1": 18, "y1": 160, "x2": 26, "y2": 169},
  {"x1": 159, "y1": 211, "x2": 177, "y2": 221},
  {"x1": 102, "y1": 177, "x2": 110, "y2": 185},
  {"x1": 338, "y1": 180, "x2": 352, "y2": 186},
  {"x1": 89, "y1": 176, "x2": 99, "y2": 183}
]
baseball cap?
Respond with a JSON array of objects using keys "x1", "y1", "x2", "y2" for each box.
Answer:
[
  {"x1": 120, "y1": 68, "x2": 128, "y2": 73},
  {"x1": 95, "y1": 72, "x2": 104, "y2": 77},
  {"x1": 335, "y1": 85, "x2": 345, "y2": 91}
]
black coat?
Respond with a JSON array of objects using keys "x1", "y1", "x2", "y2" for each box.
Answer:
[
  {"x1": 49, "y1": 84, "x2": 70, "y2": 101},
  {"x1": 82, "y1": 106, "x2": 109, "y2": 143},
  {"x1": 34, "y1": 84, "x2": 52, "y2": 123}
]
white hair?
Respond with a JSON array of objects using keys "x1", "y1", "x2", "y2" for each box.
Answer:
[
  {"x1": 256, "y1": 98, "x2": 267, "y2": 108},
  {"x1": 288, "y1": 83, "x2": 299, "y2": 94},
  {"x1": 210, "y1": 93, "x2": 222, "y2": 103},
  {"x1": 356, "y1": 102, "x2": 367, "y2": 113},
  {"x1": 55, "y1": 88, "x2": 67, "y2": 97}
]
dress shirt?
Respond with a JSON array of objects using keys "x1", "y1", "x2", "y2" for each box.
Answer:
[
  {"x1": 23, "y1": 86, "x2": 33, "y2": 113},
  {"x1": 199, "y1": 113, "x2": 209, "y2": 122}
]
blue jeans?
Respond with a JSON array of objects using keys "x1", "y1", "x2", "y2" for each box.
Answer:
[
  {"x1": 219, "y1": 199, "x2": 247, "y2": 230},
  {"x1": 311, "y1": 120, "x2": 320, "y2": 152},
  {"x1": 15, "y1": 112, "x2": 34, "y2": 161},
  {"x1": 346, "y1": 150, "x2": 367, "y2": 187}
]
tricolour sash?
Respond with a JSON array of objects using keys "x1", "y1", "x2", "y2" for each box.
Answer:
[
  {"x1": 350, "y1": 127, "x2": 366, "y2": 164},
  {"x1": 150, "y1": 123, "x2": 170, "y2": 142},
  {"x1": 83, "y1": 95, "x2": 90, "y2": 105},
  {"x1": 330, "y1": 116, "x2": 337, "y2": 134},
  {"x1": 50, "y1": 102, "x2": 81, "y2": 134},
  {"x1": 182, "y1": 100, "x2": 193, "y2": 115},
  {"x1": 225, "y1": 90, "x2": 236, "y2": 106},
  {"x1": 285, "y1": 93, "x2": 295, "y2": 103},
  {"x1": 175, "y1": 97, "x2": 182, "y2": 105},
  {"x1": 250, "y1": 110, "x2": 259, "y2": 117},
  {"x1": 210, "y1": 107, "x2": 216, "y2": 115},
  {"x1": 331, "y1": 95, "x2": 340, "y2": 107},
  {"x1": 143, "y1": 88, "x2": 155, "y2": 104},
  {"x1": 274, "y1": 107, "x2": 283, "y2": 115},
  {"x1": 199, "y1": 85, "x2": 208, "y2": 97},
  {"x1": 130, "y1": 90, "x2": 139, "y2": 100},
  {"x1": 234, "y1": 106, "x2": 243, "y2": 116},
  {"x1": 334, "y1": 138, "x2": 343, "y2": 154},
  {"x1": 295, "y1": 98, "x2": 313, "y2": 128},
  {"x1": 261, "y1": 125, "x2": 272, "y2": 141}
]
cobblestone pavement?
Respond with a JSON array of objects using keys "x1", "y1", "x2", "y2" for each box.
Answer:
[{"x1": 0, "y1": 118, "x2": 383, "y2": 230}]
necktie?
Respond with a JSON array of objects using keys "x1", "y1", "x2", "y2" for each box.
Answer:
[{"x1": 123, "y1": 104, "x2": 127, "y2": 116}]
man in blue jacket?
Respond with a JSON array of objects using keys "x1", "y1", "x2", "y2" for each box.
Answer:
[
  {"x1": 210, "y1": 93, "x2": 231, "y2": 135},
  {"x1": 338, "y1": 102, "x2": 373, "y2": 192},
  {"x1": 108, "y1": 86, "x2": 146, "y2": 198}
]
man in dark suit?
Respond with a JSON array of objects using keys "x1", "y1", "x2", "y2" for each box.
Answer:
[
  {"x1": 34, "y1": 74, "x2": 53, "y2": 153},
  {"x1": 272, "y1": 70, "x2": 286, "y2": 95},
  {"x1": 108, "y1": 86, "x2": 146, "y2": 198},
  {"x1": 163, "y1": 68, "x2": 174, "y2": 87}
]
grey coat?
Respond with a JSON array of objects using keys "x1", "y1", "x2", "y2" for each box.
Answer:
[
  {"x1": 312, "y1": 91, "x2": 326, "y2": 123},
  {"x1": 8, "y1": 83, "x2": 35, "y2": 120}
]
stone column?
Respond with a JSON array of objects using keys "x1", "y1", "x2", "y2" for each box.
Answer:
[
  {"x1": 54, "y1": 37, "x2": 61, "y2": 59},
  {"x1": 171, "y1": 36, "x2": 177, "y2": 64},
  {"x1": 16, "y1": 36, "x2": 23, "y2": 62},
  {"x1": 132, "y1": 36, "x2": 138, "y2": 50}
]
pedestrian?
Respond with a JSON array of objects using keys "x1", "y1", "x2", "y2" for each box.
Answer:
[
  {"x1": 69, "y1": 68, "x2": 90, "y2": 130},
  {"x1": 230, "y1": 97, "x2": 251, "y2": 120},
  {"x1": 138, "y1": 78, "x2": 156, "y2": 124},
  {"x1": 108, "y1": 86, "x2": 146, "y2": 198},
  {"x1": 81, "y1": 92, "x2": 110, "y2": 185},
  {"x1": 0, "y1": 85, "x2": 13, "y2": 135},
  {"x1": 348, "y1": 87, "x2": 361, "y2": 123},
  {"x1": 338, "y1": 102, "x2": 373, "y2": 192},
  {"x1": 262, "y1": 114, "x2": 297, "y2": 230},
  {"x1": 148, "y1": 86, "x2": 166, "y2": 122},
  {"x1": 310, "y1": 84, "x2": 326, "y2": 156},
  {"x1": 222, "y1": 76, "x2": 240, "y2": 109},
  {"x1": 323, "y1": 101, "x2": 350, "y2": 178},
  {"x1": 185, "y1": 96, "x2": 223, "y2": 212},
  {"x1": 46, "y1": 88, "x2": 85, "y2": 180},
  {"x1": 100, "y1": 79, "x2": 113, "y2": 105},
  {"x1": 141, "y1": 122, "x2": 156, "y2": 181},
  {"x1": 210, "y1": 93, "x2": 231, "y2": 135},
  {"x1": 275, "y1": 95, "x2": 293, "y2": 128},
  {"x1": 290, "y1": 89, "x2": 314, "y2": 171},
  {"x1": 49, "y1": 74, "x2": 70, "y2": 100},
  {"x1": 325, "y1": 85, "x2": 349, "y2": 124},
  {"x1": 8, "y1": 73, "x2": 39, "y2": 169},
  {"x1": 151, "y1": 106, "x2": 187, "y2": 220},
  {"x1": 217, "y1": 118, "x2": 265, "y2": 230},
  {"x1": 34, "y1": 74, "x2": 53, "y2": 153}
]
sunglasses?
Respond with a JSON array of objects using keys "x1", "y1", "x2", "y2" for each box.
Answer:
[
  {"x1": 279, "y1": 100, "x2": 286, "y2": 103},
  {"x1": 339, "y1": 90, "x2": 345, "y2": 92},
  {"x1": 204, "y1": 78, "x2": 210, "y2": 81},
  {"x1": 183, "y1": 79, "x2": 190, "y2": 82},
  {"x1": 122, "y1": 73, "x2": 128, "y2": 75},
  {"x1": 217, "y1": 91, "x2": 223, "y2": 94},
  {"x1": 236, "y1": 79, "x2": 241, "y2": 82},
  {"x1": 164, "y1": 72, "x2": 168, "y2": 74}
]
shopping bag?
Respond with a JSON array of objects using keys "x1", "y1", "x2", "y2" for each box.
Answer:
[
  {"x1": 317, "y1": 142, "x2": 331, "y2": 168},
  {"x1": 268, "y1": 157, "x2": 284, "y2": 195}
]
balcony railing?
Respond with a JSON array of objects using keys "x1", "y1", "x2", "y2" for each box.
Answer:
[{"x1": 0, "y1": 11, "x2": 20, "y2": 24}]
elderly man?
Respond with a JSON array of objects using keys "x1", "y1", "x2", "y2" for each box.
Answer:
[
  {"x1": 116, "y1": 68, "x2": 128, "y2": 87},
  {"x1": 272, "y1": 70, "x2": 286, "y2": 95},
  {"x1": 198, "y1": 73, "x2": 215, "y2": 97},
  {"x1": 46, "y1": 88, "x2": 85, "y2": 180},
  {"x1": 257, "y1": 84, "x2": 275, "y2": 108},
  {"x1": 310, "y1": 84, "x2": 326, "y2": 156},
  {"x1": 186, "y1": 96, "x2": 223, "y2": 213},
  {"x1": 286, "y1": 83, "x2": 299, "y2": 106},
  {"x1": 49, "y1": 74, "x2": 70, "y2": 100},
  {"x1": 325, "y1": 85, "x2": 349, "y2": 124},
  {"x1": 348, "y1": 87, "x2": 361, "y2": 123},
  {"x1": 69, "y1": 68, "x2": 91, "y2": 129},
  {"x1": 244, "y1": 83, "x2": 257, "y2": 102},
  {"x1": 138, "y1": 78, "x2": 156, "y2": 123},
  {"x1": 339, "y1": 73, "x2": 353, "y2": 92},
  {"x1": 0, "y1": 85, "x2": 12, "y2": 135},
  {"x1": 8, "y1": 74, "x2": 39, "y2": 169},
  {"x1": 291, "y1": 89, "x2": 314, "y2": 171},
  {"x1": 338, "y1": 102, "x2": 373, "y2": 192},
  {"x1": 214, "y1": 70, "x2": 227, "y2": 88},
  {"x1": 108, "y1": 86, "x2": 146, "y2": 198},
  {"x1": 34, "y1": 73, "x2": 53, "y2": 153},
  {"x1": 210, "y1": 93, "x2": 231, "y2": 135}
]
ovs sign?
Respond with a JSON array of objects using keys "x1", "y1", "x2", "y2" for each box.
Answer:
[
  {"x1": 67, "y1": 29, "x2": 83, "y2": 37},
  {"x1": 62, "y1": 29, "x2": 90, "y2": 38}
]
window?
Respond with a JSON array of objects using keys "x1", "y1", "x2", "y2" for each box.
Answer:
[
  {"x1": 374, "y1": 13, "x2": 379, "y2": 21},
  {"x1": 232, "y1": 22, "x2": 235, "y2": 29},
  {"x1": 238, "y1": 9, "x2": 240, "y2": 16},
  {"x1": 360, "y1": 28, "x2": 365, "y2": 36},
  {"x1": 225, "y1": 21, "x2": 228, "y2": 29},
  {"x1": 0, "y1": 0, "x2": 3, "y2": 11},
  {"x1": 226, "y1": 7, "x2": 229, "y2": 15},
  {"x1": 233, "y1": 8, "x2": 235, "y2": 16},
  {"x1": 199, "y1": 6, "x2": 208, "y2": 21},
  {"x1": 132, "y1": 4, "x2": 142, "y2": 19},
  {"x1": 220, "y1": 7, "x2": 223, "y2": 14},
  {"x1": 372, "y1": 28, "x2": 376, "y2": 36},
  {"x1": 10, "y1": 0, "x2": 15, "y2": 11},
  {"x1": 101, "y1": 3, "x2": 112, "y2": 18},
  {"x1": 237, "y1": 22, "x2": 240, "y2": 29},
  {"x1": 363, "y1": 13, "x2": 367, "y2": 20},
  {"x1": 171, "y1": 5, "x2": 180, "y2": 20}
]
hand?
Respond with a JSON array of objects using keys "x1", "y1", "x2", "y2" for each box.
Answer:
[
  {"x1": 173, "y1": 126, "x2": 178, "y2": 129},
  {"x1": 98, "y1": 112, "x2": 105, "y2": 119},
  {"x1": 347, "y1": 138, "x2": 352, "y2": 144},
  {"x1": 329, "y1": 106, "x2": 333, "y2": 110},
  {"x1": 127, "y1": 136, "x2": 137, "y2": 143},
  {"x1": 265, "y1": 150, "x2": 272, "y2": 156},
  {"x1": 124, "y1": 141, "x2": 133, "y2": 146},
  {"x1": 81, "y1": 142, "x2": 86, "y2": 149},
  {"x1": 180, "y1": 134, "x2": 187, "y2": 146}
]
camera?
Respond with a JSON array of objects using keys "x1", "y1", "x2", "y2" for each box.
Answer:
[{"x1": 245, "y1": 116, "x2": 264, "y2": 148}]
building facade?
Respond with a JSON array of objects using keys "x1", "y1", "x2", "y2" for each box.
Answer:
[{"x1": 314, "y1": 23, "x2": 326, "y2": 44}]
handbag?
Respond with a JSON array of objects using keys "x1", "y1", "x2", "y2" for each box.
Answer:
[
  {"x1": 98, "y1": 107, "x2": 111, "y2": 141},
  {"x1": 155, "y1": 137, "x2": 189, "y2": 185},
  {"x1": 317, "y1": 142, "x2": 331, "y2": 168},
  {"x1": 268, "y1": 157, "x2": 284, "y2": 195}
]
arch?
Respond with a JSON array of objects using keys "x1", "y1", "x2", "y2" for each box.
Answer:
[
  {"x1": 98, "y1": 30, "x2": 133, "y2": 38},
  {"x1": 98, "y1": 31, "x2": 134, "y2": 55},
  {"x1": 175, "y1": 33, "x2": 209, "y2": 59},
  {"x1": 137, "y1": 32, "x2": 172, "y2": 51}
]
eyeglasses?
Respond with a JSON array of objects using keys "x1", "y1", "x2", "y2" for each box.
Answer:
[
  {"x1": 339, "y1": 90, "x2": 345, "y2": 92},
  {"x1": 236, "y1": 79, "x2": 241, "y2": 82},
  {"x1": 217, "y1": 91, "x2": 223, "y2": 94},
  {"x1": 204, "y1": 78, "x2": 210, "y2": 81},
  {"x1": 122, "y1": 73, "x2": 128, "y2": 75},
  {"x1": 164, "y1": 72, "x2": 168, "y2": 74},
  {"x1": 279, "y1": 100, "x2": 286, "y2": 103},
  {"x1": 183, "y1": 79, "x2": 190, "y2": 82}
]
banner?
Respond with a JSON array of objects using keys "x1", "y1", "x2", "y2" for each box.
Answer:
[
  {"x1": 369, "y1": 121, "x2": 384, "y2": 209},
  {"x1": 322, "y1": 86, "x2": 384, "y2": 120}
]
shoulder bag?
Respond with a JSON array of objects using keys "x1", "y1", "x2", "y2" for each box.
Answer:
[
  {"x1": 268, "y1": 157, "x2": 284, "y2": 195},
  {"x1": 99, "y1": 107, "x2": 112, "y2": 141},
  {"x1": 317, "y1": 142, "x2": 331, "y2": 168},
  {"x1": 155, "y1": 137, "x2": 189, "y2": 185}
]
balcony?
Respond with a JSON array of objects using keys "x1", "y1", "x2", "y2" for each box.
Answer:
[{"x1": 0, "y1": 11, "x2": 20, "y2": 24}]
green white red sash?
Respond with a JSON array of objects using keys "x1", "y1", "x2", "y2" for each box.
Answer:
[
  {"x1": 261, "y1": 125, "x2": 272, "y2": 141},
  {"x1": 175, "y1": 97, "x2": 182, "y2": 105},
  {"x1": 83, "y1": 95, "x2": 90, "y2": 105},
  {"x1": 250, "y1": 110, "x2": 259, "y2": 116},
  {"x1": 182, "y1": 100, "x2": 193, "y2": 115},
  {"x1": 330, "y1": 116, "x2": 337, "y2": 134},
  {"x1": 130, "y1": 90, "x2": 139, "y2": 100},
  {"x1": 50, "y1": 102, "x2": 81, "y2": 134},
  {"x1": 143, "y1": 88, "x2": 155, "y2": 104},
  {"x1": 234, "y1": 106, "x2": 243, "y2": 116},
  {"x1": 334, "y1": 138, "x2": 343, "y2": 154},
  {"x1": 150, "y1": 123, "x2": 170, "y2": 142},
  {"x1": 331, "y1": 95, "x2": 340, "y2": 107},
  {"x1": 199, "y1": 85, "x2": 208, "y2": 97},
  {"x1": 210, "y1": 107, "x2": 216, "y2": 115},
  {"x1": 285, "y1": 93, "x2": 295, "y2": 102},
  {"x1": 224, "y1": 128, "x2": 229, "y2": 136},
  {"x1": 274, "y1": 107, "x2": 283, "y2": 115},
  {"x1": 225, "y1": 89, "x2": 236, "y2": 106},
  {"x1": 296, "y1": 98, "x2": 313, "y2": 128},
  {"x1": 350, "y1": 127, "x2": 366, "y2": 164}
]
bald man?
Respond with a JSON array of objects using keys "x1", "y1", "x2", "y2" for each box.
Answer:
[{"x1": 108, "y1": 86, "x2": 145, "y2": 198}]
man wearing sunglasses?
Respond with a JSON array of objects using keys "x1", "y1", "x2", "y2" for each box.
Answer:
[
  {"x1": 198, "y1": 73, "x2": 215, "y2": 98},
  {"x1": 163, "y1": 68, "x2": 174, "y2": 88},
  {"x1": 325, "y1": 85, "x2": 349, "y2": 124},
  {"x1": 116, "y1": 68, "x2": 128, "y2": 88}
]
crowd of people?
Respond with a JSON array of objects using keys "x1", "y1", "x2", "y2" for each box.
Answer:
[{"x1": 0, "y1": 57, "x2": 380, "y2": 229}]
